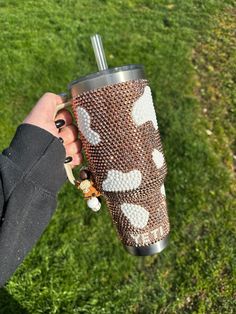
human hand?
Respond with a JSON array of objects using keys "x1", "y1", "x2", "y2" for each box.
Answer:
[{"x1": 23, "y1": 92, "x2": 83, "y2": 168}]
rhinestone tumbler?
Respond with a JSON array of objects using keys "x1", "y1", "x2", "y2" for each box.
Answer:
[{"x1": 56, "y1": 34, "x2": 170, "y2": 256}]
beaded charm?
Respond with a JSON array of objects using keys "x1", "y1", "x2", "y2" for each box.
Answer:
[
  {"x1": 76, "y1": 169, "x2": 101, "y2": 212},
  {"x1": 87, "y1": 197, "x2": 101, "y2": 212}
]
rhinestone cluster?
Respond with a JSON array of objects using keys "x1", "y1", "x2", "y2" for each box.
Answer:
[{"x1": 72, "y1": 80, "x2": 169, "y2": 247}]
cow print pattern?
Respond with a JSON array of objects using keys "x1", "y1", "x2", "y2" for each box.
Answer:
[
  {"x1": 72, "y1": 80, "x2": 169, "y2": 247},
  {"x1": 102, "y1": 169, "x2": 142, "y2": 192}
]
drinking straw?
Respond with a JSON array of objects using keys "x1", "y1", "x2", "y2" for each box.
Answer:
[{"x1": 91, "y1": 34, "x2": 108, "y2": 71}]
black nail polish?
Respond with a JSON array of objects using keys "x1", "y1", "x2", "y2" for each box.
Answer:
[
  {"x1": 55, "y1": 119, "x2": 65, "y2": 128},
  {"x1": 59, "y1": 137, "x2": 64, "y2": 144},
  {"x1": 64, "y1": 156, "x2": 73, "y2": 163}
]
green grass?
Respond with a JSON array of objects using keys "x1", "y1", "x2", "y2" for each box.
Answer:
[{"x1": 0, "y1": 0, "x2": 235, "y2": 313}]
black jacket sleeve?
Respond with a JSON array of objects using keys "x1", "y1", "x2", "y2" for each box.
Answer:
[{"x1": 0, "y1": 123, "x2": 67, "y2": 286}]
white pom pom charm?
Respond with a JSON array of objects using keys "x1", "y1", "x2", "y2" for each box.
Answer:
[{"x1": 87, "y1": 197, "x2": 101, "y2": 212}]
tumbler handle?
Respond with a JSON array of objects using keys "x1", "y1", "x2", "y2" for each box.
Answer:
[{"x1": 54, "y1": 100, "x2": 77, "y2": 185}]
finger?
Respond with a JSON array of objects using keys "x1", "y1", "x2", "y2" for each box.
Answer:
[
  {"x1": 59, "y1": 124, "x2": 78, "y2": 144},
  {"x1": 65, "y1": 153, "x2": 83, "y2": 169},
  {"x1": 55, "y1": 109, "x2": 73, "y2": 128},
  {"x1": 64, "y1": 139, "x2": 82, "y2": 156},
  {"x1": 71, "y1": 152, "x2": 83, "y2": 167}
]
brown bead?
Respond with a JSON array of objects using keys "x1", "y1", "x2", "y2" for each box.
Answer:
[{"x1": 79, "y1": 169, "x2": 90, "y2": 180}]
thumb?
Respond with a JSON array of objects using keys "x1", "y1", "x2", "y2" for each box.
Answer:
[
  {"x1": 33, "y1": 92, "x2": 65, "y2": 121},
  {"x1": 23, "y1": 92, "x2": 65, "y2": 137}
]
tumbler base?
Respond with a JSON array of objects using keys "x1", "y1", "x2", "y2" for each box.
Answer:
[{"x1": 124, "y1": 236, "x2": 168, "y2": 256}]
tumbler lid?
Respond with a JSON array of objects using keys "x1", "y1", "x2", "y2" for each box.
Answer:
[{"x1": 69, "y1": 64, "x2": 145, "y2": 97}]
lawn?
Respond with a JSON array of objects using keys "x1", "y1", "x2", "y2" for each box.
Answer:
[{"x1": 0, "y1": 0, "x2": 235, "y2": 313}]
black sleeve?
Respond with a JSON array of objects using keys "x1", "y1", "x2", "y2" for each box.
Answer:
[{"x1": 0, "y1": 123, "x2": 67, "y2": 287}]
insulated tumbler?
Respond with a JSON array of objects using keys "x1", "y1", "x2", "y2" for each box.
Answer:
[{"x1": 55, "y1": 34, "x2": 170, "y2": 256}]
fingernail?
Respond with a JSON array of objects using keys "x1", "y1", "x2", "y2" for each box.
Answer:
[
  {"x1": 64, "y1": 156, "x2": 73, "y2": 163},
  {"x1": 55, "y1": 119, "x2": 65, "y2": 128},
  {"x1": 59, "y1": 137, "x2": 64, "y2": 144}
]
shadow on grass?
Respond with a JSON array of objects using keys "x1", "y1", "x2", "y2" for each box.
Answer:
[{"x1": 0, "y1": 289, "x2": 29, "y2": 314}]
